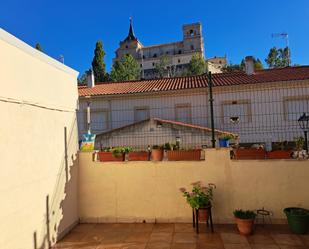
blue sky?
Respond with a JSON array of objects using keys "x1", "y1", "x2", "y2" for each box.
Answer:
[{"x1": 1, "y1": 0, "x2": 309, "y2": 76}]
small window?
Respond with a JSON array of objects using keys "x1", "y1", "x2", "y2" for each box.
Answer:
[
  {"x1": 222, "y1": 101, "x2": 251, "y2": 124},
  {"x1": 178, "y1": 59, "x2": 181, "y2": 63},
  {"x1": 86, "y1": 109, "x2": 109, "y2": 131},
  {"x1": 166, "y1": 51, "x2": 169, "y2": 54},
  {"x1": 140, "y1": 64, "x2": 143, "y2": 68},
  {"x1": 219, "y1": 60, "x2": 222, "y2": 64},
  {"x1": 190, "y1": 29, "x2": 194, "y2": 37},
  {"x1": 134, "y1": 107, "x2": 150, "y2": 122},
  {"x1": 153, "y1": 53, "x2": 157, "y2": 58},
  {"x1": 125, "y1": 45, "x2": 128, "y2": 49},
  {"x1": 143, "y1": 55, "x2": 145, "y2": 59},
  {"x1": 190, "y1": 45, "x2": 194, "y2": 50},
  {"x1": 175, "y1": 104, "x2": 192, "y2": 124},
  {"x1": 152, "y1": 62, "x2": 155, "y2": 66},
  {"x1": 178, "y1": 50, "x2": 182, "y2": 54}
]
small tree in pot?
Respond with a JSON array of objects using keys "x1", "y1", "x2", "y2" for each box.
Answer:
[
  {"x1": 151, "y1": 145, "x2": 164, "y2": 161},
  {"x1": 180, "y1": 181, "x2": 216, "y2": 221},
  {"x1": 233, "y1": 209, "x2": 256, "y2": 235}
]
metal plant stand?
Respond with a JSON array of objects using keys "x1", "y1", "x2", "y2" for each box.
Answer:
[
  {"x1": 192, "y1": 204, "x2": 214, "y2": 233},
  {"x1": 256, "y1": 208, "x2": 272, "y2": 226}
]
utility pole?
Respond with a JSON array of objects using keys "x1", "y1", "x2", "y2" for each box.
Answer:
[
  {"x1": 271, "y1": 33, "x2": 290, "y2": 66},
  {"x1": 208, "y1": 72, "x2": 216, "y2": 148}
]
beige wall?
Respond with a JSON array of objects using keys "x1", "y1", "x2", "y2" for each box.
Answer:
[
  {"x1": 79, "y1": 149, "x2": 309, "y2": 224},
  {"x1": 0, "y1": 29, "x2": 79, "y2": 249}
]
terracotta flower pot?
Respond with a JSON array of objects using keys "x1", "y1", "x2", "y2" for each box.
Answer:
[
  {"x1": 128, "y1": 151, "x2": 149, "y2": 161},
  {"x1": 235, "y1": 217, "x2": 255, "y2": 235},
  {"x1": 167, "y1": 150, "x2": 201, "y2": 161},
  {"x1": 233, "y1": 148, "x2": 265, "y2": 160},
  {"x1": 198, "y1": 208, "x2": 210, "y2": 221},
  {"x1": 151, "y1": 149, "x2": 164, "y2": 161},
  {"x1": 267, "y1": 150, "x2": 292, "y2": 159},
  {"x1": 98, "y1": 152, "x2": 125, "y2": 162}
]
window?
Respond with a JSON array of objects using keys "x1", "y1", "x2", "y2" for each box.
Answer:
[
  {"x1": 166, "y1": 51, "x2": 169, "y2": 54},
  {"x1": 140, "y1": 64, "x2": 143, "y2": 68},
  {"x1": 178, "y1": 59, "x2": 181, "y2": 63},
  {"x1": 134, "y1": 107, "x2": 150, "y2": 122},
  {"x1": 284, "y1": 97, "x2": 309, "y2": 121},
  {"x1": 178, "y1": 50, "x2": 182, "y2": 54},
  {"x1": 143, "y1": 55, "x2": 145, "y2": 59},
  {"x1": 85, "y1": 109, "x2": 109, "y2": 131},
  {"x1": 190, "y1": 45, "x2": 194, "y2": 50},
  {"x1": 125, "y1": 45, "x2": 128, "y2": 49},
  {"x1": 189, "y1": 29, "x2": 194, "y2": 37},
  {"x1": 175, "y1": 104, "x2": 192, "y2": 124},
  {"x1": 222, "y1": 100, "x2": 251, "y2": 124},
  {"x1": 153, "y1": 53, "x2": 157, "y2": 58},
  {"x1": 152, "y1": 62, "x2": 155, "y2": 66}
]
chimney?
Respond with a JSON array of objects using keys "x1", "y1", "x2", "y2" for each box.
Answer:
[
  {"x1": 244, "y1": 56, "x2": 254, "y2": 75},
  {"x1": 86, "y1": 69, "x2": 95, "y2": 88}
]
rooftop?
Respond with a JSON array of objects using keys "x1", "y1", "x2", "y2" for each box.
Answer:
[{"x1": 78, "y1": 66, "x2": 309, "y2": 97}]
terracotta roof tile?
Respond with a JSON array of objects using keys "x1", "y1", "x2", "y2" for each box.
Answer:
[{"x1": 78, "y1": 66, "x2": 309, "y2": 97}]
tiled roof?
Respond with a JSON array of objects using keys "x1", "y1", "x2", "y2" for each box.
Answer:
[
  {"x1": 78, "y1": 66, "x2": 309, "y2": 97},
  {"x1": 96, "y1": 118, "x2": 237, "y2": 137}
]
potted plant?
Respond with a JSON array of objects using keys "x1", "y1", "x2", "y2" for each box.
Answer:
[
  {"x1": 219, "y1": 134, "x2": 234, "y2": 148},
  {"x1": 233, "y1": 145, "x2": 266, "y2": 160},
  {"x1": 165, "y1": 142, "x2": 201, "y2": 161},
  {"x1": 233, "y1": 209, "x2": 256, "y2": 235},
  {"x1": 97, "y1": 146, "x2": 131, "y2": 162},
  {"x1": 128, "y1": 148, "x2": 149, "y2": 161},
  {"x1": 292, "y1": 137, "x2": 309, "y2": 159},
  {"x1": 151, "y1": 145, "x2": 164, "y2": 161},
  {"x1": 267, "y1": 141, "x2": 292, "y2": 159},
  {"x1": 284, "y1": 207, "x2": 309, "y2": 234},
  {"x1": 180, "y1": 182, "x2": 216, "y2": 221}
]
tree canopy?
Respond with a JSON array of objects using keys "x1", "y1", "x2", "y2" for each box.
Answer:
[
  {"x1": 92, "y1": 40, "x2": 108, "y2": 82},
  {"x1": 187, "y1": 53, "x2": 207, "y2": 76},
  {"x1": 110, "y1": 54, "x2": 140, "y2": 82},
  {"x1": 223, "y1": 56, "x2": 264, "y2": 73},
  {"x1": 265, "y1": 47, "x2": 290, "y2": 68},
  {"x1": 35, "y1": 43, "x2": 43, "y2": 52}
]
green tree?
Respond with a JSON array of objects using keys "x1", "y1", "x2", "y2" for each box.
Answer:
[
  {"x1": 110, "y1": 54, "x2": 140, "y2": 82},
  {"x1": 35, "y1": 43, "x2": 43, "y2": 52},
  {"x1": 223, "y1": 57, "x2": 264, "y2": 73},
  {"x1": 92, "y1": 40, "x2": 108, "y2": 82},
  {"x1": 155, "y1": 55, "x2": 170, "y2": 78},
  {"x1": 265, "y1": 47, "x2": 290, "y2": 68},
  {"x1": 77, "y1": 71, "x2": 87, "y2": 85},
  {"x1": 187, "y1": 53, "x2": 207, "y2": 76}
]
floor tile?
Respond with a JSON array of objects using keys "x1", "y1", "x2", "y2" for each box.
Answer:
[
  {"x1": 124, "y1": 232, "x2": 151, "y2": 243},
  {"x1": 152, "y1": 224, "x2": 174, "y2": 233},
  {"x1": 149, "y1": 232, "x2": 173, "y2": 243},
  {"x1": 299, "y1": 235, "x2": 309, "y2": 246},
  {"x1": 271, "y1": 234, "x2": 304, "y2": 246},
  {"x1": 250, "y1": 245, "x2": 280, "y2": 249},
  {"x1": 173, "y1": 233, "x2": 197, "y2": 243},
  {"x1": 197, "y1": 233, "x2": 223, "y2": 244},
  {"x1": 171, "y1": 243, "x2": 196, "y2": 249},
  {"x1": 145, "y1": 242, "x2": 171, "y2": 249},
  {"x1": 277, "y1": 246, "x2": 309, "y2": 249},
  {"x1": 220, "y1": 233, "x2": 249, "y2": 244},
  {"x1": 174, "y1": 223, "x2": 196, "y2": 233},
  {"x1": 223, "y1": 244, "x2": 251, "y2": 249},
  {"x1": 247, "y1": 234, "x2": 275, "y2": 244}
]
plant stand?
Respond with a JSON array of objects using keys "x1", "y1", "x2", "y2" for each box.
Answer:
[{"x1": 192, "y1": 205, "x2": 214, "y2": 234}]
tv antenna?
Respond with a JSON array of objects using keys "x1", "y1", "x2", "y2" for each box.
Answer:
[{"x1": 271, "y1": 33, "x2": 290, "y2": 66}]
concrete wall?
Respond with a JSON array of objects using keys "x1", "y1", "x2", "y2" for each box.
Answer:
[
  {"x1": 0, "y1": 29, "x2": 79, "y2": 249},
  {"x1": 78, "y1": 149, "x2": 309, "y2": 224}
]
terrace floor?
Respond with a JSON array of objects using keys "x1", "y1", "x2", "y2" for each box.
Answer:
[{"x1": 53, "y1": 223, "x2": 309, "y2": 249}]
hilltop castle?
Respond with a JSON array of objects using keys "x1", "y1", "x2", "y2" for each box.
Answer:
[{"x1": 113, "y1": 19, "x2": 224, "y2": 79}]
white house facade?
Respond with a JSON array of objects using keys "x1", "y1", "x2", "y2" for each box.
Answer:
[{"x1": 78, "y1": 63, "x2": 309, "y2": 150}]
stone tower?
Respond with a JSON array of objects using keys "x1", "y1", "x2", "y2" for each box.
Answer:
[{"x1": 182, "y1": 23, "x2": 204, "y2": 56}]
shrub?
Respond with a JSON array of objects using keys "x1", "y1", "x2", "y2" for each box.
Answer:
[{"x1": 233, "y1": 209, "x2": 256, "y2": 219}]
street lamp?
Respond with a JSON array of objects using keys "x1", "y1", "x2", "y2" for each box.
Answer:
[{"x1": 298, "y1": 113, "x2": 309, "y2": 152}]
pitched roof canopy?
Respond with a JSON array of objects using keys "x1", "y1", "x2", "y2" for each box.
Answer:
[{"x1": 78, "y1": 66, "x2": 309, "y2": 97}]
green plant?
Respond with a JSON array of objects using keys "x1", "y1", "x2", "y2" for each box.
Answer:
[
  {"x1": 233, "y1": 209, "x2": 256, "y2": 219},
  {"x1": 179, "y1": 182, "x2": 216, "y2": 209},
  {"x1": 102, "y1": 147, "x2": 111, "y2": 152},
  {"x1": 272, "y1": 141, "x2": 289, "y2": 151},
  {"x1": 164, "y1": 141, "x2": 180, "y2": 150},
  {"x1": 219, "y1": 134, "x2": 234, "y2": 141},
  {"x1": 294, "y1": 137, "x2": 305, "y2": 151},
  {"x1": 152, "y1": 145, "x2": 163, "y2": 150},
  {"x1": 111, "y1": 146, "x2": 132, "y2": 157}
]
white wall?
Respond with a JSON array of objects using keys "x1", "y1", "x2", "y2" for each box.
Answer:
[{"x1": 0, "y1": 29, "x2": 79, "y2": 249}]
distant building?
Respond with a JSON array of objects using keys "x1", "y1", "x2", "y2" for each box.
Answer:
[
  {"x1": 207, "y1": 56, "x2": 227, "y2": 74},
  {"x1": 113, "y1": 19, "x2": 205, "y2": 79}
]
